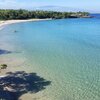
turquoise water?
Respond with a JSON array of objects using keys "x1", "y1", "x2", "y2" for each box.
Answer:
[{"x1": 0, "y1": 18, "x2": 100, "y2": 100}]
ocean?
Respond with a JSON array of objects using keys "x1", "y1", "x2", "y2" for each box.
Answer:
[
  {"x1": 91, "y1": 13, "x2": 100, "y2": 18},
  {"x1": 0, "y1": 18, "x2": 100, "y2": 100}
]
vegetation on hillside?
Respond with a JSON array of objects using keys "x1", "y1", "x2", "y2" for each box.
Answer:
[{"x1": 0, "y1": 9, "x2": 90, "y2": 20}]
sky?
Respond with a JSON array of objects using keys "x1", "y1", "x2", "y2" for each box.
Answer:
[{"x1": 0, "y1": 0, "x2": 100, "y2": 13}]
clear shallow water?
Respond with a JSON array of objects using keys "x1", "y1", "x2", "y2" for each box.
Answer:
[{"x1": 0, "y1": 18, "x2": 100, "y2": 100}]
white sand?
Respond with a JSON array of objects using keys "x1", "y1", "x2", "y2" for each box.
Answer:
[{"x1": 0, "y1": 19, "x2": 51, "y2": 29}]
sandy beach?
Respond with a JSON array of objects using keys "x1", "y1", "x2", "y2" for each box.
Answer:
[{"x1": 0, "y1": 18, "x2": 51, "y2": 29}]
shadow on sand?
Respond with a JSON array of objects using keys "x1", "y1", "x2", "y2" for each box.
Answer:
[
  {"x1": 0, "y1": 49, "x2": 12, "y2": 55},
  {"x1": 0, "y1": 71, "x2": 51, "y2": 100}
]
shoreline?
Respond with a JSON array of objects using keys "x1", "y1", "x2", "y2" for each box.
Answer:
[
  {"x1": 0, "y1": 18, "x2": 52, "y2": 75},
  {"x1": 0, "y1": 18, "x2": 52, "y2": 29}
]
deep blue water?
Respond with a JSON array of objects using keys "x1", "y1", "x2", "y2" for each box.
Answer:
[{"x1": 91, "y1": 14, "x2": 100, "y2": 18}]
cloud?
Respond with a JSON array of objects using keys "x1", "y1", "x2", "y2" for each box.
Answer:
[
  {"x1": 0, "y1": 0, "x2": 17, "y2": 9},
  {"x1": 0, "y1": 0, "x2": 29, "y2": 9},
  {"x1": 0, "y1": 0, "x2": 16, "y2": 4},
  {"x1": 0, "y1": 0, "x2": 39, "y2": 9}
]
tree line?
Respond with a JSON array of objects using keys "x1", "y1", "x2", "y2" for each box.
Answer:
[{"x1": 0, "y1": 9, "x2": 90, "y2": 20}]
